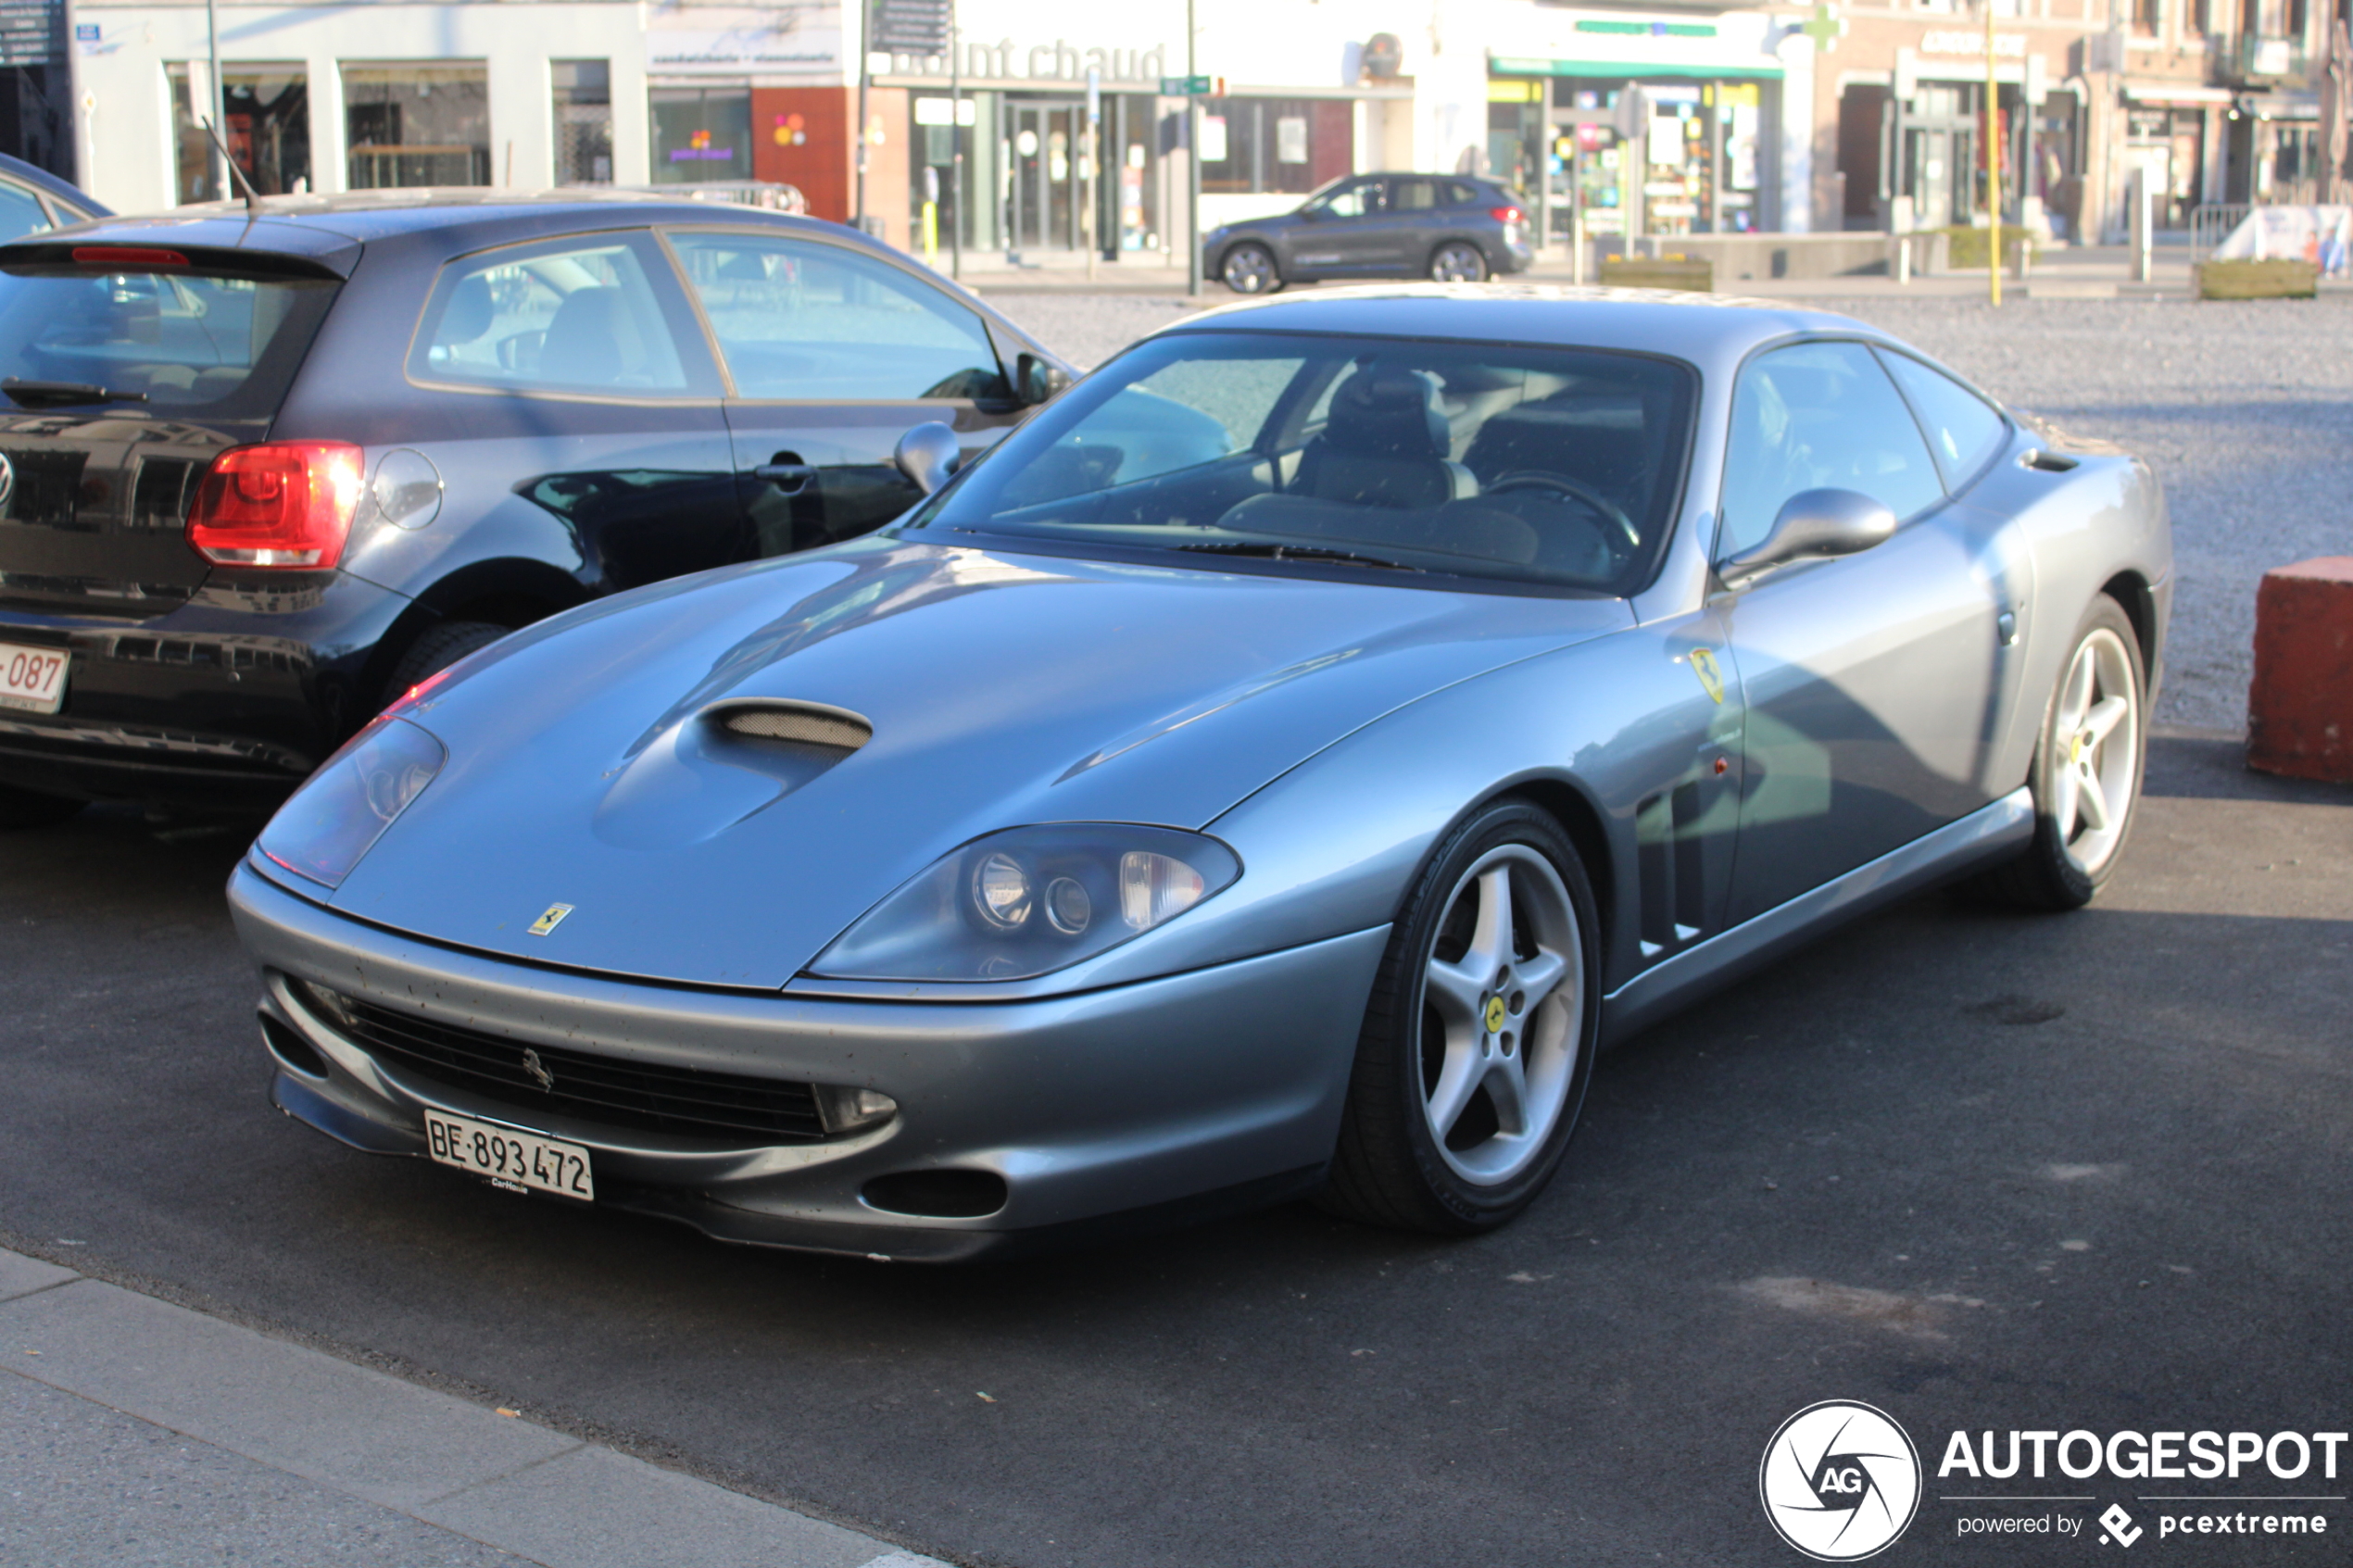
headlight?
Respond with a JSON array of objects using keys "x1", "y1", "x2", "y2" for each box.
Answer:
[
  {"x1": 257, "y1": 717, "x2": 446, "y2": 889},
  {"x1": 810, "y1": 823, "x2": 1240, "y2": 982}
]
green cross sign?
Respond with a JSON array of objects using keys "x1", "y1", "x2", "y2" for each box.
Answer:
[{"x1": 1801, "y1": 4, "x2": 1845, "y2": 50}]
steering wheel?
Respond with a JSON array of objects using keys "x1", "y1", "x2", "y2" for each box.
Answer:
[{"x1": 1485, "y1": 470, "x2": 1640, "y2": 554}]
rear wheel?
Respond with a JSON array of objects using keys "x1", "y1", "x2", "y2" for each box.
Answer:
[
  {"x1": 384, "y1": 621, "x2": 510, "y2": 707},
  {"x1": 1221, "y1": 243, "x2": 1282, "y2": 295},
  {"x1": 0, "y1": 781, "x2": 86, "y2": 829},
  {"x1": 1320, "y1": 799, "x2": 1599, "y2": 1234},
  {"x1": 1429, "y1": 242, "x2": 1490, "y2": 282},
  {"x1": 1976, "y1": 596, "x2": 2145, "y2": 910}
]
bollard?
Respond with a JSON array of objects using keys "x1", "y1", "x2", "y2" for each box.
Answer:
[{"x1": 2247, "y1": 557, "x2": 2353, "y2": 783}]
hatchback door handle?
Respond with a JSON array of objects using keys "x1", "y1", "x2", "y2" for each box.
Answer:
[{"x1": 755, "y1": 462, "x2": 816, "y2": 494}]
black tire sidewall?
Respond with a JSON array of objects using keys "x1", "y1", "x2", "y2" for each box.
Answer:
[
  {"x1": 1367, "y1": 799, "x2": 1601, "y2": 1229},
  {"x1": 384, "y1": 621, "x2": 510, "y2": 707},
  {"x1": 2023, "y1": 596, "x2": 2147, "y2": 906}
]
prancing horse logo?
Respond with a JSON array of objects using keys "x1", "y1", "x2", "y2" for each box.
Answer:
[{"x1": 522, "y1": 1048, "x2": 555, "y2": 1092}]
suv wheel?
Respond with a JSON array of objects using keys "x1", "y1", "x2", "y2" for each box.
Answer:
[
  {"x1": 1429, "y1": 242, "x2": 1491, "y2": 282},
  {"x1": 1221, "y1": 243, "x2": 1282, "y2": 295}
]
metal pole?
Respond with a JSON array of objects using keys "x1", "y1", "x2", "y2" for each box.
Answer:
[
  {"x1": 1985, "y1": 0, "x2": 2002, "y2": 306},
  {"x1": 855, "y1": 0, "x2": 871, "y2": 231},
  {"x1": 1085, "y1": 68, "x2": 1099, "y2": 282},
  {"x1": 206, "y1": 0, "x2": 227, "y2": 199},
  {"x1": 950, "y1": 17, "x2": 963, "y2": 280},
  {"x1": 1185, "y1": 0, "x2": 1202, "y2": 297}
]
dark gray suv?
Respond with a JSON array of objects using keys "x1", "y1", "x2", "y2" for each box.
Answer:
[{"x1": 1203, "y1": 173, "x2": 1534, "y2": 295}]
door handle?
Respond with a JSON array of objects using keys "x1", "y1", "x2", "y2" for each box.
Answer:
[{"x1": 755, "y1": 461, "x2": 816, "y2": 495}]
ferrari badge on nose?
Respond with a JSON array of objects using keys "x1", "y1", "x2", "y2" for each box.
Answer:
[{"x1": 527, "y1": 903, "x2": 574, "y2": 936}]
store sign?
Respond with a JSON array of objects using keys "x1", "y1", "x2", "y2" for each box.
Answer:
[
  {"x1": 883, "y1": 37, "x2": 1168, "y2": 85},
  {"x1": 647, "y1": 3, "x2": 842, "y2": 75},
  {"x1": 1919, "y1": 29, "x2": 2028, "y2": 56}
]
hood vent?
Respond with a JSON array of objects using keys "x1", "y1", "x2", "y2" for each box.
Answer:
[{"x1": 709, "y1": 700, "x2": 872, "y2": 759}]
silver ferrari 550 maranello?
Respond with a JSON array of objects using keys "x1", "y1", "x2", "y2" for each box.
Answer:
[{"x1": 230, "y1": 286, "x2": 2170, "y2": 1260}]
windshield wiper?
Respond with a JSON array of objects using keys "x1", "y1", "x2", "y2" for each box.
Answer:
[
  {"x1": 1176, "y1": 540, "x2": 1421, "y2": 572},
  {"x1": 3, "y1": 379, "x2": 149, "y2": 408}
]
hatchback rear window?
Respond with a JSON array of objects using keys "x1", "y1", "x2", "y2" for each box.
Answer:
[{"x1": 0, "y1": 264, "x2": 336, "y2": 417}]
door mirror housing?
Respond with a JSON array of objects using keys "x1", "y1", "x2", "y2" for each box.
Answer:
[
  {"x1": 893, "y1": 421, "x2": 963, "y2": 495},
  {"x1": 1015, "y1": 352, "x2": 1072, "y2": 408},
  {"x1": 1718, "y1": 488, "x2": 1898, "y2": 587}
]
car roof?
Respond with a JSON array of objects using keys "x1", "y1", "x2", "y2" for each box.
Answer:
[
  {"x1": 1147, "y1": 283, "x2": 1889, "y2": 373},
  {"x1": 0, "y1": 153, "x2": 107, "y2": 217},
  {"x1": 1, "y1": 191, "x2": 883, "y2": 276}
]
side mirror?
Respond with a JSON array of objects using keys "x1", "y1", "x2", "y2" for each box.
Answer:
[
  {"x1": 1718, "y1": 488, "x2": 1897, "y2": 587},
  {"x1": 1016, "y1": 352, "x2": 1072, "y2": 408},
  {"x1": 893, "y1": 421, "x2": 962, "y2": 495}
]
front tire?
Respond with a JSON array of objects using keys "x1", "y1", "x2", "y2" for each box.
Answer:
[
  {"x1": 1978, "y1": 595, "x2": 2146, "y2": 910},
  {"x1": 1320, "y1": 799, "x2": 1600, "y2": 1234},
  {"x1": 1429, "y1": 242, "x2": 1491, "y2": 282},
  {"x1": 1220, "y1": 243, "x2": 1282, "y2": 295}
]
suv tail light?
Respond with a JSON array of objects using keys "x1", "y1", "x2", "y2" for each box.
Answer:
[
  {"x1": 1491, "y1": 206, "x2": 1526, "y2": 225},
  {"x1": 185, "y1": 442, "x2": 364, "y2": 569}
]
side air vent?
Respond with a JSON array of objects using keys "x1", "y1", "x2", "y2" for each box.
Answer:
[{"x1": 711, "y1": 701, "x2": 872, "y2": 755}]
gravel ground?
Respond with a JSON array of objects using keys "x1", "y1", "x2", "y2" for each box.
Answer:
[{"x1": 983, "y1": 290, "x2": 2353, "y2": 731}]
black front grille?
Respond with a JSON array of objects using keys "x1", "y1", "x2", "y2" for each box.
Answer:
[{"x1": 302, "y1": 984, "x2": 825, "y2": 1143}]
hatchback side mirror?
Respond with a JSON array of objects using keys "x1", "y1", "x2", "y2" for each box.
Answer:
[
  {"x1": 1718, "y1": 488, "x2": 1897, "y2": 587},
  {"x1": 1016, "y1": 352, "x2": 1072, "y2": 407},
  {"x1": 893, "y1": 421, "x2": 962, "y2": 495}
]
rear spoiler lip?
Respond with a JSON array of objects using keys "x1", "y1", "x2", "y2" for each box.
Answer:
[{"x1": 0, "y1": 239, "x2": 355, "y2": 282}]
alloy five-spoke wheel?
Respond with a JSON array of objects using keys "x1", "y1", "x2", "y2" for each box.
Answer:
[
  {"x1": 1221, "y1": 243, "x2": 1280, "y2": 295},
  {"x1": 1428, "y1": 242, "x2": 1490, "y2": 283},
  {"x1": 1322, "y1": 799, "x2": 1599, "y2": 1233},
  {"x1": 1977, "y1": 594, "x2": 2146, "y2": 910}
]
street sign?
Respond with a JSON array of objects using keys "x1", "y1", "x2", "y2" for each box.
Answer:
[
  {"x1": 871, "y1": 0, "x2": 950, "y2": 57},
  {"x1": 1160, "y1": 75, "x2": 1214, "y2": 95}
]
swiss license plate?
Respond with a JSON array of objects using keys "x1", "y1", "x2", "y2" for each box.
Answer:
[
  {"x1": 423, "y1": 1110, "x2": 594, "y2": 1201},
  {"x1": 0, "y1": 640, "x2": 69, "y2": 714}
]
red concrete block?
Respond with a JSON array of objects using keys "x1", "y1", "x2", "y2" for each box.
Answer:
[{"x1": 2248, "y1": 556, "x2": 2353, "y2": 783}]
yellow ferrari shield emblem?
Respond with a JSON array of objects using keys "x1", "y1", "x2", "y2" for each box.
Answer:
[
  {"x1": 1485, "y1": 996, "x2": 1508, "y2": 1033},
  {"x1": 527, "y1": 903, "x2": 574, "y2": 936},
  {"x1": 1690, "y1": 646, "x2": 1726, "y2": 705}
]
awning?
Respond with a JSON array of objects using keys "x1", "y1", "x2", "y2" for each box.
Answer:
[
  {"x1": 2238, "y1": 91, "x2": 2321, "y2": 119},
  {"x1": 2122, "y1": 82, "x2": 2233, "y2": 105},
  {"x1": 1491, "y1": 56, "x2": 1784, "y2": 81}
]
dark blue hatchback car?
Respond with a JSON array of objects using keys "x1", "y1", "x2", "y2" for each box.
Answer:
[{"x1": 0, "y1": 193, "x2": 1069, "y2": 822}]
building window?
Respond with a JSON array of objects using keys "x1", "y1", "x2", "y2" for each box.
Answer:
[
  {"x1": 650, "y1": 87, "x2": 752, "y2": 183},
  {"x1": 168, "y1": 65, "x2": 310, "y2": 202},
  {"x1": 344, "y1": 64, "x2": 490, "y2": 188},
  {"x1": 553, "y1": 60, "x2": 612, "y2": 185},
  {"x1": 2133, "y1": 0, "x2": 2164, "y2": 34},
  {"x1": 1199, "y1": 98, "x2": 1353, "y2": 194}
]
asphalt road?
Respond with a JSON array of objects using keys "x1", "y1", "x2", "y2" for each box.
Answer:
[{"x1": 2, "y1": 734, "x2": 2346, "y2": 1567}]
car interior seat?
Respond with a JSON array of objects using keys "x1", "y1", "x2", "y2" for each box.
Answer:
[
  {"x1": 439, "y1": 275, "x2": 496, "y2": 345},
  {"x1": 537, "y1": 286, "x2": 641, "y2": 387},
  {"x1": 1291, "y1": 366, "x2": 1478, "y2": 508}
]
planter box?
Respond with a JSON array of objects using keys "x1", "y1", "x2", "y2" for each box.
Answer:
[
  {"x1": 2196, "y1": 258, "x2": 2320, "y2": 299},
  {"x1": 2248, "y1": 556, "x2": 2353, "y2": 784},
  {"x1": 1598, "y1": 256, "x2": 1714, "y2": 292}
]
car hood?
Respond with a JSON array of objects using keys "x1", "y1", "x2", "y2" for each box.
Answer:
[{"x1": 317, "y1": 538, "x2": 1630, "y2": 988}]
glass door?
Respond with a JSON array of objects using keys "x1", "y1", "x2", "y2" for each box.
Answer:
[{"x1": 1003, "y1": 101, "x2": 1082, "y2": 251}]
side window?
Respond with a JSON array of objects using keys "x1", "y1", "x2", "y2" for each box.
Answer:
[
  {"x1": 1310, "y1": 181, "x2": 1378, "y2": 220},
  {"x1": 413, "y1": 236, "x2": 697, "y2": 395},
  {"x1": 1392, "y1": 178, "x2": 1440, "y2": 210},
  {"x1": 667, "y1": 232, "x2": 1007, "y2": 401},
  {"x1": 1719, "y1": 341, "x2": 1944, "y2": 559},
  {"x1": 0, "y1": 182, "x2": 52, "y2": 245},
  {"x1": 1444, "y1": 181, "x2": 1484, "y2": 207},
  {"x1": 1877, "y1": 349, "x2": 2008, "y2": 491}
]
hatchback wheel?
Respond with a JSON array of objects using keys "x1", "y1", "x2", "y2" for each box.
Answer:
[
  {"x1": 1221, "y1": 243, "x2": 1281, "y2": 295},
  {"x1": 1320, "y1": 799, "x2": 1599, "y2": 1234},
  {"x1": 1977, "y1": 596, "x2": 2145, "y2": 910},
  {"x1": 1429, "y1": 242, "x2": 1490, "y2": 283},
  {"x1": 0, "y1": 781, "x2": 86, "y2": 829}
]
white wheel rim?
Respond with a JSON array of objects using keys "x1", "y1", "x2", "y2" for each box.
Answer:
[
  {"x1": 1432, "y1": 245, "x2": 1482, "y2": 282},
  {"x1": 2050, "y1": 626, "x2": 2138, "y2": 877},
  {"x1": 1416, "y1": 845, "x2": 1585, "y2": 1185},
  {"x1": 1225, "y1": 249, "x2": 1272, "y2": 292}
]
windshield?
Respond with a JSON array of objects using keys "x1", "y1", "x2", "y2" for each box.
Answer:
[
  {"x1": 0, "y1": 265, "x2": 337, "y2": 417},
  {"x1": 900, "y1": 330, "x2": 1696, "y2": 594}
]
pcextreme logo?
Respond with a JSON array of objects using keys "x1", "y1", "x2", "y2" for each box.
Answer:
[{"x1": 1760, "y1": 1400, "x2": 1924, "y2": 1561}]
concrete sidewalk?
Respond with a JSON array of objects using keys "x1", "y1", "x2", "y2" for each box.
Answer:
[{"x1": 0, "y1": 1248, "x2": 949, "y2": 1568}]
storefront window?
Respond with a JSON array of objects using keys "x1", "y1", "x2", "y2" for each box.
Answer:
[
  {"x1": 344, "y1": 64, "x2": 490, "y2": 188},
  {"x1": 1199, "y1": 99, "x2": 1351, "y2": 195},
  {"x1": 650, "y1": 87, "x2": 752, "y2": 183},
  {"x1": 170, "y1": 65, "x2": 310, "y2": 202},
  {"x1": 553, "y1": 60, "x2": 612, "y2": 186}
]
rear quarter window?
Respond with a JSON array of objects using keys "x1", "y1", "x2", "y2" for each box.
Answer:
[{"x1": 0, "y1": 264, "x2": 337, "y2": 418}]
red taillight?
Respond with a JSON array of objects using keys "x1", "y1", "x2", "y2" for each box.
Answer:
[
  {"x1": 1491, "y1": 207, "x2": 1525, "y2": 225},
  {"x1": 72, "y1": 245, "x2": 190, "y2": 268},
  {"x1": 185, "y1": 442, "x2": 364, "y2": 570}
]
